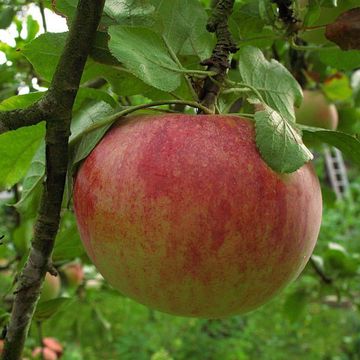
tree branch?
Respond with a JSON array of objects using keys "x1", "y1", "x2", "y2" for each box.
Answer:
[
  {"x1": 0, "y1": 102, "x2": 47, "y2": 135},
  {"x1": 1, "y1": 1, "x2": 105, "y2": 359},
  {"x1": 199, "y1": 0, "x2": 238, "y2": 112},
  {"x1": 271, "y1": 0, "x2": 299, "y2": 35},
  {"x1": 310, "y1": 257, "x2": 332, "y2": 285}
]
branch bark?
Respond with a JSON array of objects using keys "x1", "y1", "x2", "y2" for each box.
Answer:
[
  {"x1": 0, "y1": 102, "x2": 47, "y2": 135},
  {"x1": 1, "y1": 1, "x2": 105, "y2": 359},
  {"x1": 199, "y1": 0, "x2": 237, "y2": 112}
]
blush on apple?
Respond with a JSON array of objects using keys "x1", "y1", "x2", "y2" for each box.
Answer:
[
  {"x1": 60, "y1": 262, "x2": 84, "y2": 288},
  {"x1": 42, "y1": 338, "x2": 63, "y2": 356},
  {"x1": 73, "y1": 114, "x2": 322, "y2": 318},
  {"x1": 32, "y1": 347, "x2": 58, "y2": 360}
]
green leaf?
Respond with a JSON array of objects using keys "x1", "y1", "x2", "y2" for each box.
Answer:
[
  {"x1": 90, "y1": 31, "x2": 119, "y2": 66},
  {"x1": 324, "y1": 242, "x2": 357, "y2": 275},
  {"x1": 52, "y1": 0, "x2": 114, "y2": 26},
  {"x1": 319, "y1": 49, "x2": 360, "y2": 71},
  {"x1": 230, "y1": 1, "x2": 275, "y2": 48},
  {"x1": 0, "y1": 7, "x2": 15, "y2": 29},
  {"x1": 75, "y1": 88, "x2": 117, "y2": 110},
  {"x1": 152, "y1": 0, "x2": 213, "y2": 57},
  {"x1": 53, "y1": 212, "x2": 85, "y2": 261},
  {"x1": 70, "y1": 101, "x2": 116, "y2": 165},
  {"x1": 301, "y1": 126, "x2": 360, "y2": 167},
  {"x1": 0, "y1": 92, "x2": 43, "y2": 111},
  {"x1": 34, "y1": 297, "x2": 72, "y2": 322},
  {"x1": 72, "y1": 123, "x2": 113, "y2": 167},
  {"x1": 238, "y1": 46, "x2": 303, "y2": 122},
  {"x1": 0, "y1": 123, "x2": 45, "y2": 189},
  {"x1": 321, "y1": 75, "x2": 352, "y2": 101},
  {"x1": 22, "y1": 32, "x2": 68, "y2": 82},
  {"x1": 108, "y1": 25, "x2": 183, "y2": 92},
  {"x1": 12, "y1": 220, "x2": 34, "y2": 255},
  {"x1": 22, "y1": 32, "x2": 116, "y2": 84},
  {"x1": 91, "y1": 63, "x2": 190, "y2": 100},
  {"x1": 303, "y1": 1, "x2": 321, "y2": 26},
  {"x1": 25, "y1": 15, "x2": 40, "y2": 42},
  {"x1": 50, "y1": 0, "x2": 78, "y2": 23},
  {"x1": 104, "y1": 0, "x2": 156, "y2": 27},
  {"x1": 283, "y1": 289, "x2": 308, "y2": 323},
  {"x1": 0, "y1": 308, "x2": 10, "y2": 327},
  {"x1": 101, "y1": 67, "x2": 156, "y2": 96},
  {"x1": 70, "y1": 101, "x2": 115, "y2": 144},
  {"x1": 15, "y1": 142, "x2": 45, "y2": 219},
  {"x1": 255, "y1": 106, "x2": 313, "y2": 173}
]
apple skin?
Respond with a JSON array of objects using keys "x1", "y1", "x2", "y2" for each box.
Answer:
[
  {"x1": 61, "y1": 263, "x2": 84, "y2": 288},
  {"x1": 73, "y1": 114, "x2": 322, "y2": 318},
  {"x1": 296, "y1": 90, "x2": 338, "y2": 130},
  {"x1": 42, "y1": 338, "x2": 63, "y2": 356},
  {"x1": 39, "y1": 273, "x2": 61, "y2": 303},
  {"x1": 32, "y1": 347, "x2": 58, "y2": 360}
]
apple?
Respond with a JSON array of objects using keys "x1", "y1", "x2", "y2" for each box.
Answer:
[
  {"x1": 39, "y1": 273, "x2": 61, "y2": 303},
  {"x1": 32, "y1": 347, "x2": 58, "y2": 360},
  {"x1": 296, "y1": 90, "x2": 338, "y2": 130},
  {"x1": 61, "y1": 262, "x2": 84, "y2": 288},
  {"x1": 42, "y1": 338, "x2": 63, "y2": 356},
  {"x1": 73, "y1": 114, "x2": 322, "y2": 318}
]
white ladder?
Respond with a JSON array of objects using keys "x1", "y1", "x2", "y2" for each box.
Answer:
[{"x1": 323, "y1": 146, "x2": 349, "y2": 199}]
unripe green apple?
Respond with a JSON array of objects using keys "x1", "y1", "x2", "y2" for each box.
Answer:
[
  {"x1": 61, "y1": 262, "x2": 84, "y2": 288},
  {"x1": 39, "y1": 273, "x2": 61, "y2": 303},
  {"x1": 296, "y1": 90, "x2": 338, "y2": 130},
  {"x1": 74, "y1": 114, "x2": 322, "y2": 318}
]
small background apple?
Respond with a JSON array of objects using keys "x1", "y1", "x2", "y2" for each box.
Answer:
[{"x1": 39, "y1": 274, "x2": 61, "y2": 303}]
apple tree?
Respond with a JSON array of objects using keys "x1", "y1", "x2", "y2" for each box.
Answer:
[{"x1": 0, "y1": 0, "x2": 360, "y2": 359}]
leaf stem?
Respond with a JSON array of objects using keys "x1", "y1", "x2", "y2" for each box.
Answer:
[
  {"x1": 70, "y1": 100, "x2": 213, "y2": 145},
  {"x1": 226, "y1": 80, "x2": 265, "y2": 103},
  {"x1": 181, "y1": 69, "x2": 217, "y2": 77},
  {"x1": 222, "y1": 87, "x2": 251, "y2": 94},
  {"x1": 162, "y1": 37, "x2": 199, "y2": 100},
  {"x1": 38, "y1": 0, "x2": 47, "y2": 33},
  {"x1": 290, "y1": 38, "x2": 338, "y2": 51},
  {"x1": 230, "y1": 113, "x2": 255, "y2": 119}
]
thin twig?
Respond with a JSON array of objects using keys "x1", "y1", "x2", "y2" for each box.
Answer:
[
  {"x1": 38, "y1": 0, "x2": 47, "y2": 33},
  {"x1": 310, "y1": 257, "x2": 332, "y2": 284}
]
